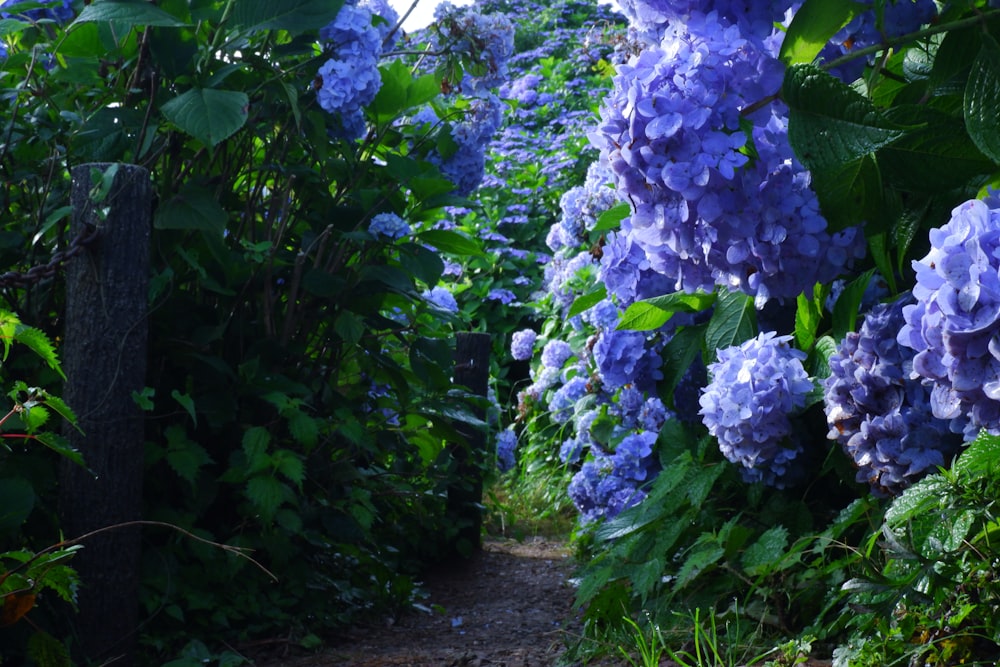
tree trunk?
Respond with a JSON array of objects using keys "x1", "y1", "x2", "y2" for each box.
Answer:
[{"x1": 58, "y1": 163, "x2": 151, "y2": 666}]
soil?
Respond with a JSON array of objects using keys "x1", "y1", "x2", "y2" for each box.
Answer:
[{"x1": 251, "y1": 537, "x2": 834, "y2": 667}]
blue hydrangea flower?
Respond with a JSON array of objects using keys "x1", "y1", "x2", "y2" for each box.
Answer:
[
  {"x1": 510, "y1": 329, "x2": 537, "y2": 361},
  {"x1": 898, "y1": 194, "x2": 1000, "y2": 437},
  {"x1": 548, "y1": 375, "x2": 590, "y2": 423},
  {"x1": 612, "y1": 431, "x2": 658, "y2": 481},
  {"x1": 422, "y1": 286, "x2": 459, "y2": 313},
  {"x1": 317, "y1": 4, "x2": 384, "y2": 139},
  {"x1": 826, "y1": 294, "x2": 963, "y2": 496},
  {"x1": 593, "y1": 328, "x2": 662, "y2": 392},
  {"x1": 368, "y1": 212, "x2": 410, "y2": 239},
  {"x1": 541, "y1": 339, "x2": 573, "y2": 370},
  {"x1": 496, "y1": 427, "x2": 518, "y2": 472},
  {"x1": 487, "y1": 287, "x2": 517, "y2": 305},
  {"x1": 699, "y1": 332, "x2": 814, "y2": 487}
]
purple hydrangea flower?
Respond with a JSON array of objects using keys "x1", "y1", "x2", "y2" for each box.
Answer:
[
  {"x1": 898, "y1": 194, "x2": 1000, "y2": 437},
  {"x1": 826, "y1": 294, "x2": 963, "y2": 496},
  {"x1": 510, "y1": 329, "x2": 537, "y2": 361},
  {"x1": 593, "y1": 328, "x2": 662, "y2": 392},
  {"x1": 699, "y1": 332, "x2": 814, "y2": 487},
  {"x1": 317, "y1": 4, "x2": 384, "y2": 139}
]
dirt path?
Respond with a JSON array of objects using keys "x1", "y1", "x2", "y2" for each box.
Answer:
[{"x1": 259, "y1": 537, "x2": 590, "y2": 667}]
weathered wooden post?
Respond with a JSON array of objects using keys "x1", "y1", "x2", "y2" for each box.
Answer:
[
  {"x1": 58, "y1": 163, "x2": 151, "y2": 665},
  {"x1": 447, "y1": 332, "x2": 491, "y2": 556}
]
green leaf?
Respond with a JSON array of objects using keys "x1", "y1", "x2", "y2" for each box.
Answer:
[
  {"x1": 662, "y1": 323, "x2": 707, "y2": 403},
  {"x1": 242, "y1": 426, "x2": 271, "y2": 475},
  {"x1": 33, "y1": 433, "x2": 87, "y2": 470},
  {"x1": 408, "y1": 74, "x2": 441, "y2": 110},
  {"x1": 568, "y1": 284, "x2": 607, "y2": 318},
  {"x1": 417, "y1": 229, "x2": 484, "y2": 256},
  {"x1": 953, "y1": 430, "x2": 1000, "y2": 479},
  {"x1": 13, "y1": 324, "x2": 64, "y2": 379},
  {"x1": 965, "y1": 34, "x2": 1000, "y2": 164},
  {"x1": 593, "y1": 202, "x2": 631, "y2": 232},
  {"x1": 165, "y1": 424, "x2": 213, "y2": 485},
  {"x1": 171, "y1": 390, "x2": 197, "y2": 426},
  {"x1": 160, "y1": 88, "x2": 249, "y2": 148},
  {"x1": 741, "y1": 525, "x2": 790, "y2": 576},
  {"x1": 154, "y1": 184, "x2": 228, "y2": 234},
  {"x1": 0, "y1": 477, "x2": 35, "y2": 534},
  {"x1": 231, "y1": 0, "x2": 344, "y2": 34},
  {"x1": 26, "y1": 632, "x2": 71, "y2": 667},
  {"x1": 399, "y1": 243, "x2": 445, "y2": 286},
  {"x1": 779, "y1": 0, "x2": 862, "y2": 65},
  {"x1": 246, "y1": 476, "x2": 286, "y2": 520},
  {"x1": 273, "y1": 449, "x2": 305, "y2": 485},
  {"x1": 879, "y1": 106, "x2": 994, "y2": 193},
  {"x1": 794, "y1": 284, "x2": 824, "y2": 351},
  {"x1": 72, "y1": 0, "x2": 189, "y2": 27},
  {"x1": 334, "y1": 311, "x2": 365, "y2": 345},
  {"x1": 831, "y1": 268, "x2": 876, "y2": 341},
  {"x1": 373, "y1": 60, "x2": 411, "y2": 119},
  {"x1": 784, "y1": 64, "x2": 908, "y2": 172},
  {"x1": 617, "y1": 300, "x2": 673, "y2": 331},
  {"x1": 619, "y1": 289, "x2": 713, "y2": 331},
  {"x1": 705, "y1": 290, "x2": 757, "y2": 353}
]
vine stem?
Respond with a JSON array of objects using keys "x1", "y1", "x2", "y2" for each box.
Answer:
[{"x1": 21, "y1": 520, "x2": 279, "y2": 583}]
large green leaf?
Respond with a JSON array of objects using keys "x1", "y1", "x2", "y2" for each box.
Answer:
[
  {"x1": 879, "y1": 106, "x2": 994, "y2": 193},
  {"x1": 72, "y1": 0, "x2": 189, "y2": 27},
  {"x1": 965, "y1": 34, "x2": 1000, "y2": 164},
  {"x1": 231, "y1": 0, "x2": 344, "y2": 34},
  {"x1": 779, "y1": 0, "x2": 862, "y2": 65},
  {"x1": 784, "y1": 64, "x2": 908, "y2": 171},
  {"x1": 154, "y1": 184, "x2": 228, "y2": 234},
  {"x1": 705, "y1": 290, "x2": 756, "y2": 353},
  {"x1": 160, "y1": 88, "x2": 249, "y2": 148},
  {"x1": 568, "y1": 284, "x2": 607, "y2": 318},
  {"x1": 417, "y1": 229, "x2": 484, "y2": 256}
]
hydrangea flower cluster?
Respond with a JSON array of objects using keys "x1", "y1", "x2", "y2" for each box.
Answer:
[
  {"x1": 433, "y1": 93, "x2": 506, "y2": 195},
  {"x1": 898, "y1": 194, "x2": 1000, "y2": 437},
  {"x1": 510, "y1": 329, "x2": 537, "y2": 360},
  {"x1": 546, "y1": 161, "x2": 621, "y2": 253},
  {"x1": 496, "y1": 427, "x2": 518, "y2": 471},
  {"x1": 317, "y1": 3, "x2": 387, "y2": 139},
  {"x1": 825, "y1": 295, "x2": 963, "y2": 496},
  {"x1": 699, "y1": 332, "x2": 813, "y2": 487},
  {"x1": 592, "y1": 10, "x2": 865, "y2": 302},
  {"x1": 368, "y1": 212, "x2": 410, "y2": 239},
  {"x1": 422, "y1": 286, "x2": 460, "y2": 313}
]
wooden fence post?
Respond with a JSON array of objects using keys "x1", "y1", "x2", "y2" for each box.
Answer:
[
  {"x1": 58, "y1": 163, "x2": 151, "y2": 665},
  {"x1": 447, "y1": 332, "x2": 491, "y2": 556}
]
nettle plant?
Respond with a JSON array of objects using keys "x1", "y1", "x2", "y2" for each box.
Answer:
[
  {"x1": 0, "y1": 0, "x2": 524, "y2": 655},
  {"x1": 500, "y1": 0, "x2": 1000, "y2": 657}
]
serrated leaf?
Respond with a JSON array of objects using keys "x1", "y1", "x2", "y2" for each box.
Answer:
[
  {"x1": 287, "y1": 410, "x2": 319, "y2": 449},
  {"x1": 160, "y1": 88, "x2": 248, "y2": 149},
  {"x1": 13, "y1": 325, "x2": 63, "y2": 379},
  {"x1": 231, "y1": 0, "x2": 344, "y2": 34},
  {"x1": 675, "y1": 543, "x2": 725, "y2": 590},
  {"x1": 779, "y1": 0, "x2": 862, "y2": 65},
  {"x1": 72, "y1": 0, "x2": 189, "y2": 27},
  {"x1": 953, "y1": 430, "x2": 1000, "y2": 479},
  {"x1": 879, "y1": 106, "x2": 994, "y2": 193},
  {"x1": 568, "y1": 284, "x2": 607, "y2": 318},
  {"x1": 27, "y1": 631, "x2": 71, "y2": 667},
  {"x1": 742, "y1": 526, "x2": 790, "y2": 576},
  {"x1": 785, "y1": 64, "x2": 908, "y2": 172},
  {"x1": 965, "y1": 34, "x2": 1000, "y2": 164},
  {"x1": 246, "y1": 476, "x2": 286, "y2": 520},
  {"x1": 242, "y1": 426, "x2": 271, "y2": 475},
  {"x1": 273, "y1": 450, "x2": 305, "y2": 485},
  {"x1": 165, "y1": 425, "x2": 213, "y2": 485},
  {"x1": 33, "y1": 433, "x2": 87, "y2": 470},
  {"x1": 593, "y1": 202, "x2": 631, "y2": 232},
  {"x1": 705, "y1": 290, "x2": 756, "y2": 353},
  {"x1": 884, "y1": 474, "x2": 949, "y2": 528}
]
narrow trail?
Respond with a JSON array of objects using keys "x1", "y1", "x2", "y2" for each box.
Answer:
[{"x1": 260, "y1": 537, "x2": 595, "y2": 667}]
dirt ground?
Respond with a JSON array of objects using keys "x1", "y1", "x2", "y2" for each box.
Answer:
[{"x1": 251, "y1": 537, "x2": 833, "y2": 667}]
